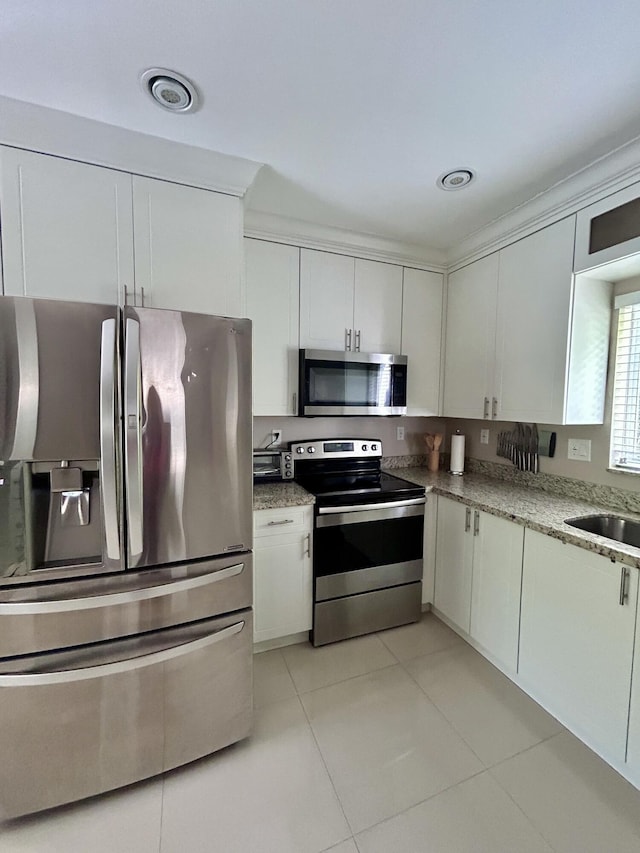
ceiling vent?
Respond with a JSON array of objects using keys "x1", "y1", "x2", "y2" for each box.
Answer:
[
  {"x1": 437, "y1": 169, "x2": 475, "y2": 191},
  {"x1": 140, "y1": 68, "x2": 199, "y2": 113}
]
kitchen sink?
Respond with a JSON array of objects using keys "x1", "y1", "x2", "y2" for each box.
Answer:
[{"x1": 564, "y1": 514, "x2": 640, "y2": 548}]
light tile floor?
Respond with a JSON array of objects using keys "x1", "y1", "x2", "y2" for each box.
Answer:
[{"x1": 4, "y1": 613, "x2": 640, "y2": 852}]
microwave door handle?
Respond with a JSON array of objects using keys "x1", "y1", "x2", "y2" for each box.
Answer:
[
  {"x1": 99, "y1": 318, "x2": 121, "y2": 561},
  {"x1": 124, "y1": 318, "x2": 144, "y2": 561}
]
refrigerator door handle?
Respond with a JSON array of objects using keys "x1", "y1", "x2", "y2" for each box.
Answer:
[
  {"x1": 0, "y1": 561, "x2": 246, "y2": 614},
  {"x1": 10, "y1": 298, "x2": 39, "y2": 460},
  {"x1": 124, "y1": 317, "x2": 144, "y2": 560},
  {"x1": 0, "y1": 620, "x2": 245, "y2": 686},
  {"x1": 100, "y1": 318, "x2": 121, "y2": 561}
]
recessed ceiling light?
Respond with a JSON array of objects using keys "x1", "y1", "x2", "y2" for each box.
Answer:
[
  {"x1": 437, "y1": 168, "x2": 476, "y2": 191},
  {"x1": 140, "y1": 68, "x2": 200, "y2": 113}
]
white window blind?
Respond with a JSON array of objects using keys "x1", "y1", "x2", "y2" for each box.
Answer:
[{"x1": 611, "y1": 303, "x2": 640, "y2": 470}]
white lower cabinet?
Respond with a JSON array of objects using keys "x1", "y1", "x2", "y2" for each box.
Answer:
[
  {"x1": 434, "y1": 497, "x2": 474, "y2": 632},
  {"x1": 469, "y1": 511, "x2": 524, "y2": 672},
  {"x1": 434, "y1": 496, "x2": 523, "y2": 671},
  {"x1": 253, "y1": 507, "x2": 313, "y2": 644},
  {"x1": 519, "y1": 530, "x2": 638, "y2": 764},
  {"x1": 626, "y1": 606, "x2": 640, "y2": 783},
  {"x1": 422, "y1": 494, "x2": 437, "y2": 604}
]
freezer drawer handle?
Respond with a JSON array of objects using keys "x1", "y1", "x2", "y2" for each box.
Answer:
[
  {"x1": 0, "y1": 620, "x2": 245, "y2": 686},
  {"x1": 0, "y1": 562, "x2": 245, "y2": 614},
  {"x1": 100, "y1": 318, "x2": 121, "y2": 561}
]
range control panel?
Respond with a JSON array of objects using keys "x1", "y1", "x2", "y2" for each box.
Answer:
[{"x1": 288, "y1": 439, "x2": 383, "y2": 461}]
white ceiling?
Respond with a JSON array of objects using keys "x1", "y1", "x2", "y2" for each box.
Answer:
[{"x1": 2, "y1": 0, "x2": 640, "y2": 250}]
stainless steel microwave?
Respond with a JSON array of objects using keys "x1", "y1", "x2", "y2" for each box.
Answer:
[{"x1": 298, "y1": 349, "x2": 407, "y2": 416}]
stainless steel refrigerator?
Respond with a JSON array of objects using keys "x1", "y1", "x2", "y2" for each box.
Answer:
[{"x1": 0, "y1": 297, "x2": 253, "y2": 819}]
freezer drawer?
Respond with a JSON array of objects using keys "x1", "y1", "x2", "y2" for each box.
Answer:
[
  {"x1": 0, "y1": 610, "x2": 252, "y2": 819},
  {"x1": 0, "y1": 552, "x2": 252, "y2": 658}
]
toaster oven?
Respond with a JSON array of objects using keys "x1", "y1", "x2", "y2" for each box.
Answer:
[{"x1": 252, "y1": 449, "x2": 293, "y2": 482}]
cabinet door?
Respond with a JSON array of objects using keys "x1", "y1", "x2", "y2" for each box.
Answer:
[
  {"x1": 353, "y1": 258, "x2": 402, "y2": 353},
  {"x1": 299, "y1": 249, "x2": 355, "y2": 350},
  {"x1": 401, "y1": 268, "x2": 443, "y2": 415},
  {"x1": 626, "y1": 607, "x2": 640, "y2": 783},
  {"x1": 245, "y1": 239, "x2": 299, "y2": 416},
  {"x1": 253, "y1": 531, "x2": 312, "y2": 643},
  {"x1": 0, "y1": 147, "x2": 133, "y2": 304},
  {"x1": 443, "y1": 253, "x2": 498, "y2": 419},
  {"x1": 470, "y1": 512, "x2": 524, "y2": 672},
  {"x1": 422, "y1": 494, "x2": 437, "y2": 604},
  {"x1": 132, "y1": 176, "x2": 243, "y2": 316},
  {"x1": 434, "y1": 497, "x2": 473, "y2": 632},
  {"x1": 494, "y1": 217, "x2": 575, "y2": 423},
  {"x1": 519, "y1": 530, "x2": 637, "y2": 763}
]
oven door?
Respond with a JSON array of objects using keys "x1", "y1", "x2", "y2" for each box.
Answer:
[
  {"x1": 313, "y1": 497, "x2": 424, "y2": 644},
  {"x1": 299, "y1": 349, "x2": 407, "y2": 416}
]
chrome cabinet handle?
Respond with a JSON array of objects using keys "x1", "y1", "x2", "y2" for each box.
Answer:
[
  {"x1": 124, "y1": 284, "x2": 130, "y2": 305},
  {"x1": 124, "y1": 317, "x2": 144, "y2": 561},
  {"x1": 355, "y1": 329, "x2": 361, "y2": 352},
  {"x1": 140, "y1": 286, "x2": 146, "y2": 307},
  {"x1": 465, "y1": 507, "x2": 471, "y2": 532},
  {"x1": 304, "y1": 533, "x2": 311, "y2": 557},
  {"x1": 99, "y1": 318, "x2": 121, "y2": 561},
  {"x1": 473, "y1": 510, "x2": 480, "y2": 536},
  {"x1": 345, "y1": 328, "x2": 352, "y2": 351},
  {"x1": 267, "y1": 519, "x2": 295, "y2": 526},
  {"x1": 483, "y1": 397, "x2": 490, "y2": 419},
  {"x1": 492, "y1": 397, "x2": 498, "y2": 419},
  {"x1": 292, "y1": 392, "x2": 297, "y2": 415},
  {"x1": 619, "y1": 566, "x2": 629, "y2": 605}
]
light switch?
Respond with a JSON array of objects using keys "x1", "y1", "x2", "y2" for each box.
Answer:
[
  {"x1": 397, "y1": 426, "x2": 405, "y2": 441},
  {"x1": 480, "y1": 429, "x2": 490, "y2": 445},
  {"x1": 568, "y1": 438, "x2": 592, "y2": 462}
]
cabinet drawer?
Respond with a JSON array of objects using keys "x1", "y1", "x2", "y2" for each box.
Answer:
[{"x1": 254, "y1": 506, "x2": 310, "y2": 538}]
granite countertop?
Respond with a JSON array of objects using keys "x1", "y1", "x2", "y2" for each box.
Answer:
[
  {"x1": 253, "y1": 481, "x2": 315, "y2": 510},
  {"x1": 254, "y1": 467, "x2": 640, "y2": 569},
  {"x1": 397, "y1": 467, "x2": 640, "y2": 570}
]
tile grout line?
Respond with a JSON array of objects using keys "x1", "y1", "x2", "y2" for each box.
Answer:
[{"x1": 279, "y1": 648, "x2": 359, "y2": 848}]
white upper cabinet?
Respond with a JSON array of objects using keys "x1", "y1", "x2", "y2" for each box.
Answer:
[
  {"x1": 299, "y1": 249, "x2": 355, "y2": 350},
  {"x1": 443, "y1": 253, "x2": 499, "y2": 419},
  {"x1": 444, "y1": 216, "x2": 611, "y2": 424},
  {"x1": 574, "y1": 182, "x2": 640, "y2": 273},
  {"x1": 132, "y1": 176, "x2": 243, "y2": 316},
  {"x1": 494, "y1": 216, "x2": 576, "y2": 423},
  {"x1": 244, "y1": 238, "x2": 300, "y2": 416},
  {"x1": 299, "y1": 248, "x2": 403, "y2": 353},
  {"x1": 353, "y1": 258, "x2": 403, "y2": 353},
  {"x1": 0, "y1": 146, "x2": 133, "y2": 304},
  {"x1": 401, "y1": 268, "x2": 444, "y2": 416}
]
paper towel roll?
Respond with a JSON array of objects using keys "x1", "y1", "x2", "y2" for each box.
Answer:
[{"x1": 450, "y1": 432, "x2": 465, "y2": 475}]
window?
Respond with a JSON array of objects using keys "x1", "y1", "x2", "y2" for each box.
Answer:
[{"x1": 611, "y1": 300, "x2": 640, "y2": 471}]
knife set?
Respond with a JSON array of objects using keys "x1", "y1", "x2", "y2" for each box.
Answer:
[{"x1": 497, "y1": 424, "x2": 556, "y2": 473}]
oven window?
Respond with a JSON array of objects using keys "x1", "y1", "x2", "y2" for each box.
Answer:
[
  {"x1": 314, "y1": 514, "x2": 423, "y2": 577},
  {"x1": 307, "y1": 360, "x2": 392, "y2": 407}
]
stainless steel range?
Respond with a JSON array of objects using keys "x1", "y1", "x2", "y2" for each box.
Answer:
[{"x1": 292, "y1": 439, "x2": 425, "y2": 646}]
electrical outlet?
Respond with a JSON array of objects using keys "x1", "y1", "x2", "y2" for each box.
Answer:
[
  {"x1": 397, "y1": 426, "x2": 405, "y2": 441},
  {"x1": 568, "y1": 438, "x2": 591, "y2": 461},
  {"x1": 271, "y1": 429, "x2": 282, "y2": 446},
  {"x1": 480, "y1": 429, "x2": 490, "y2": 445}
]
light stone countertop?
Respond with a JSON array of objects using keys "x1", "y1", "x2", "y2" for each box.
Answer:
[
  {"x1": 397, "y1": 467, "x2": 640, "y2": 570},
  {"x1": 254, "y1": 467, "x2": 640, "y2": 569},
  {"x1": 253, "y1": 481, "x2": 315, "y2": 510}
]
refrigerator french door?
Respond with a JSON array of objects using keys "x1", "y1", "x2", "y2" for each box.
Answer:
[{"x1": 0, "y1": 296, "x2": 253, "y2": 818}]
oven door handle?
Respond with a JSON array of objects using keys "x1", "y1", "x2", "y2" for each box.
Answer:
[{"x1": 318, "y1": 497, "x2": 425, "y2": 514}]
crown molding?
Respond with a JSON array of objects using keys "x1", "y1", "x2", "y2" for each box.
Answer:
[
  {"x1": 244, "y1": 209, "x2": 446, "y2": 271},
  {"x1": 447, "y1": 135, "x2": 640, "y2": 271},
  {"x1": 0, "y1": 95, "x2": 263, "y2": 197}
]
